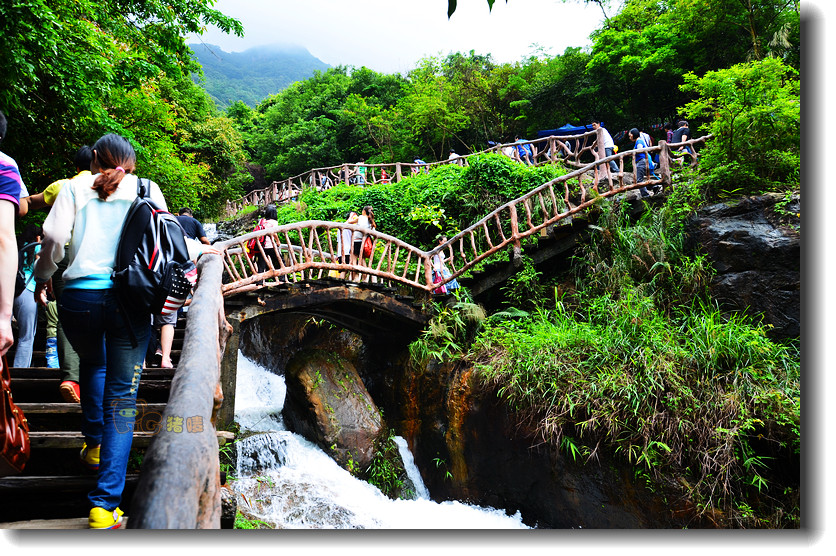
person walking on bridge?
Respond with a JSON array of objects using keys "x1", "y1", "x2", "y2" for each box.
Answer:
[
  {"x1": 176, "y1": 207, "x2": 210, "y2": 245},
  {"x1": 591, "y1": 121, "x2": 619, "y2": 176},
  {"x1": 350, "y1": 205, "x2": 376, "y2": 281},
  {"x1": 629, "y1": 128, "x2": 653, "y2": 198}
]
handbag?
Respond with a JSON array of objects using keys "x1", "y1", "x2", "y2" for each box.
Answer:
[
  {"x1": 362, "y1": 235, "x2": 373, "y2": 258},
  {"x1": 432, "y1": 270, "x2": 447, "y2": 294},
  {"x1": 1, "y1": 353, "x2": 30, "y2": 477}
]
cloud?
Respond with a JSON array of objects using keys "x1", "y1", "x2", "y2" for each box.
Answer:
[{"x1": 193, "y1": 0, "x2": 605, "y2": 73}]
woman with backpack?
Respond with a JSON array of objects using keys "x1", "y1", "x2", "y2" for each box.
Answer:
[
  {"x1": 250, "y1": 204, "x2": 280, "y2": 283},
  {"x1": 33, "y1": 133, "x2": 168, "y2": 529}
]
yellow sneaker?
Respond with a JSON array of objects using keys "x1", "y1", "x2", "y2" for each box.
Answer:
[
  {"x1": 89, "y1": 507, "x2": 124, "y2": 529},
  {"x1": 79, "y1": 442, "x2": 100, "y2": 471}
]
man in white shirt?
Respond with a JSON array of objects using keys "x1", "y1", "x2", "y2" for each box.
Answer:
[{"x1": 592, "y1": 120, "x2": 619, "y2": 175}]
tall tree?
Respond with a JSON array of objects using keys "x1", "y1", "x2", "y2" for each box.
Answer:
[{"x1": 0, "y1": 0, "x2": 243, "y2": 213}]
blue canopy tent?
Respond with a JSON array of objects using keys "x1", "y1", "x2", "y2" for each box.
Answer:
[
  {"x1": 535, "y1": 123, "x2": 597, "y2": 157},
  {"x1": 536, "y1": 123, "x2": 594, "y2": 138}
]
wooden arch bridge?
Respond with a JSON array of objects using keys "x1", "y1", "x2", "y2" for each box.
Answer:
[{"x1": 218, "y1": 129, "x2": 705, "y2": 300}]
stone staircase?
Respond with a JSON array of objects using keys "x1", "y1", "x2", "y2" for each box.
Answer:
[{"x1": 1, "y1": 316, "x2": 187, "y2": 528}]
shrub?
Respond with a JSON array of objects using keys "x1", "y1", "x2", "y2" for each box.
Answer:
[{"x1": 680, "y1": 58, "x2": 800, "y2": 196}]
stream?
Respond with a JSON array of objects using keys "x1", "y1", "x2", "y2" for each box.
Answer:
[{"x1": 230, "y1": 351, "x2": 529, "y2": 529}]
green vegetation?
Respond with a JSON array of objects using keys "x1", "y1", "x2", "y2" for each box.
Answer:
[
  {"x1": 681, "y1": 58, "x2": 801, "y2": 197},
  {"x1": 267, "y1": 153, "x2": 563, "y2": 257},
  {"x1": 364, "y1": 429, "x2": 413, "y2": 499},
  {"x1": 3, "y1": 1, "x2": 799, "y2": 223},
  {"x1": 1, "y1": 0, "x2": 248, "y2": 220},
  {"x1": 406, "y1": 184, "x2": 800, "y2": 527},
  {"x1": 233, "y1": 511, "x2": 273, "y2": 529}
]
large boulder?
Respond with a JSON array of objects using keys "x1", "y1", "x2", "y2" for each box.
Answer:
[
  {"x1": 688, "y1": 193, "x2": 800, "y2": 339},
  {"x1": 282, "y1": 348, "x2": 384, "y2": 469}
]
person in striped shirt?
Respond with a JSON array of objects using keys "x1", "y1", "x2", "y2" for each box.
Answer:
[{"x1": 0, "y1": 110, "x2": 28, "y2": 356}]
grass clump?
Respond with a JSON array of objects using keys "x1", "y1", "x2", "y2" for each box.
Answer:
[
  {"x1": 466, "y1": 185, "x2": 800, "y2": 527},
  {"x1": 471, "y1": 292, "x2": 799, "y2": 526}
]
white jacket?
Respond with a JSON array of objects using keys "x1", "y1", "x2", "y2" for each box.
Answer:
[{"x1": 34, "y1": 173, "x2": 167, "y2": 289}]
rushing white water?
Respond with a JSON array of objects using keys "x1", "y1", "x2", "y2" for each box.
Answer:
[
  {"x1": 394, "y1": 435, "x2": 430, "y2": 500},
  {"x1": 203, "y1": 222, "x2": 217, "y2": 242},
  {"x1": 231, "y1": 352, "x2": 529, "y2": 529}
]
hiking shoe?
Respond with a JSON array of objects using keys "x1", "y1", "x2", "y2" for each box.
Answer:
[
  {"x1": 60, "y1": 380, "x2": 81, "y2": 403},
  {"x1": 89, "y1": 507, "x2": 123, "y2": 529},
  {"x1": 79, "y1": 442, "x2": 100, "y2": 471}
]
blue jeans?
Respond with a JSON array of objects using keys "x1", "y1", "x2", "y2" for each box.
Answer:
[
  {"x1": 58, "y1": 288, "x2": 151, "y2": 510},
  {"x1": 12, "y1": 289, "x2": 37, "y2": 367},
  {"x1": 604, "y1": 147, "x2": 619, "y2": 174},
  {"x1": 636, "y1": 159, "x2": 651, "y2": 197}
]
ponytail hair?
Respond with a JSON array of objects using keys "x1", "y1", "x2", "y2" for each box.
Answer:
[
  {"x1": 91, "y1": 134, "x2": 136, "y2": 200},
  {"x1": 363, "y1": 205, "x2": 376, "y2": 229}
]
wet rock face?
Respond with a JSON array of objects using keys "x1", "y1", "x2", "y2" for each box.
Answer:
[
  {"x1": 241, "y1": 314, "x2": 688, "y2": 528},
  {"x1": 283, "y1": 349, "x2": 383, "y2": 469},
  {"x1": 377, "y1": 360, "x2": 687, "y2": 528},
  {"x1": 688, "y1": 193, "x2": 800, "y2": 339}
]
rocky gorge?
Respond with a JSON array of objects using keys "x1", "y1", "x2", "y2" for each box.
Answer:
[{"x1": 233, "y1": 193, "x2": 800, "y2": 528}]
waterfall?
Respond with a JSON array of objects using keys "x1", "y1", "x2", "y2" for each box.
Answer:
[
  {"x1": 394, "y1": 435, "x2": 430, "y2": 500},
  {"x1": 203, "y1": 222, "x2": 217, "y2": 242},
  {"x1": 231, "y1": 352, "x2": 529, "y2": 529}
]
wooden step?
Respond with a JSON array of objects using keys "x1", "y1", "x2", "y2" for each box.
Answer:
[
  {"x1": 0, "y1": 475, "x2": 140, "y2": 523},
  {"x1": 17, "y1": 402, "x2": 167, "y2": 432},
  {"x1": 0, "y1": 516, "x2": 129, "y2": 529},
  {"x1": 27, "y1": 430, "x2": 235, "y2": 449},
  {"x1": 8, "y1": 373, "x2": 174, "y2": 403},
  {"x1": 9, "y1": 367, "x2": 177, "y2": 379}
]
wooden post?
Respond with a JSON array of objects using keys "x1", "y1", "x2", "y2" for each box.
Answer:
[
  {"x1": 218, "y1": 316, "x2": 239, "y2": 430},
  {"x1": 395, "y1": 162, "x2": 402, "y2": 182},
  {"x1": 658, "y1": 140, "x2": 672, "y2": 188}
]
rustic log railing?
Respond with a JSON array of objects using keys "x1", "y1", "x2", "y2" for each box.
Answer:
[
  {"x1": 129, "y1": 254, "x2": 233, "y2": 529},
  {"x1": 217, "y1": 135, "x2": 709, "y2": 295},
  {"x1": 222, "y1": 131, "x2": 611, "y2": 219},
  {"x1": 223, "y1": 131, "x2": 705, "y2": 219}
]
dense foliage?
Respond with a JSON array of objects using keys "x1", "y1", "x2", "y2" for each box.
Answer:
[
  {"x1": 227, "y1": 0, "x2": 799, "y2": 193},
  {"x1": 404, "y1": 181, "x2": 800, "y2": 527},
  {"x1": 681, "y1": 57, "x2": 801, "y2": 197},
  {"x1": 1, "y1": 0, "x2": 249, "y2": 219},
  {"x1": 264, "y1": 153, "x2": 564, "y2": 251},
  {"x1": 2, "y1": 1, "x2": 800, "y2": 218}
]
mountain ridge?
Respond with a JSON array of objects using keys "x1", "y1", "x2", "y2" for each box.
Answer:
[{"x1": 189, "y1": 43, "x2": 331, "y2": 108}]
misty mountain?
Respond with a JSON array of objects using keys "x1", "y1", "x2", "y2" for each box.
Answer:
[{"x1": 189, "y1": 43, "x2": 331, "y2": 108}]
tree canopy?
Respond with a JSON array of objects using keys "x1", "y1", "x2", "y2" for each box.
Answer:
[
  {"x1": 0, "y1": 0, "x2": 247, "y2": 217},
  {"x1": 1, "y1": 0, "x2": 801, "y2": 219}
]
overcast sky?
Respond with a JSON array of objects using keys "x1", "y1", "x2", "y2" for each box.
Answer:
[{"x1": 193, "y1": 0, "x2": 609, "y2": 74}]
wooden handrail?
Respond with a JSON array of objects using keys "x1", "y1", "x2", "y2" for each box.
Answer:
[
  {"x1": 216, "y1": 135, "x2": 711, "y2": 295},
  {"x1": 128, "y1": 255, "x2": 232, "y2": 529},
  {"x1": 223, "y1": 132, "x2": 606, "y2": 219}
]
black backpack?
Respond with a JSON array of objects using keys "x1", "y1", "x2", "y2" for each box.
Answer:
[{"x1": 111, "y1": 178, "x2": 197, "y2": 325}]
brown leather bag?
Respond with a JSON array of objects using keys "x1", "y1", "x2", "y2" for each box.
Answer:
[{"x1": 1, "y1": 353, "x2": 30, "y2": 476}]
